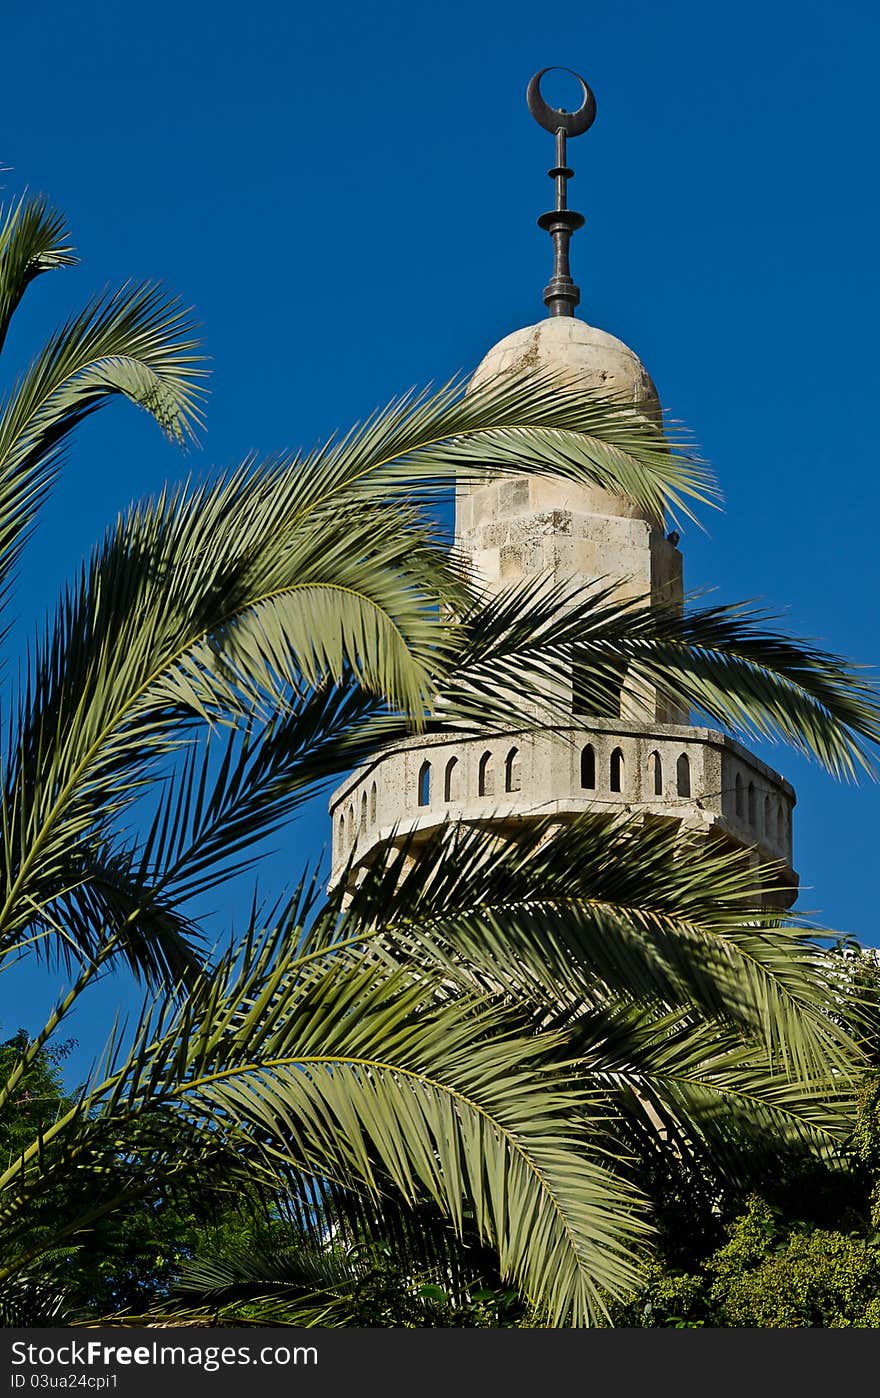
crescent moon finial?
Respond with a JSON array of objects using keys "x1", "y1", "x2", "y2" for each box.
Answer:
[{"x1": 526, "y1": 68, "x2": 596, "y2": 137}]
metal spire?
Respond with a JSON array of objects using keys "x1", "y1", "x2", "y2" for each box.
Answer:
[{"x1": 526, "y1": 68, "x2": 596, "y2": 317}]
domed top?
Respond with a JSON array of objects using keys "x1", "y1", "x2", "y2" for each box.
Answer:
[{"x1": 469, "y1": 317, "x2": 660, "y2": 420}]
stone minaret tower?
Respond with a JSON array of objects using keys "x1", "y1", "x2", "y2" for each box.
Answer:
[{"x1": 329, "y1": 69, "x2": 796, "y2": 903}]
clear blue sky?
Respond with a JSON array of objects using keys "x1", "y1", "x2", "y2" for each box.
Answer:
[{"x1": 3, "y1": 0, "x2": 879, "y2": 1076}]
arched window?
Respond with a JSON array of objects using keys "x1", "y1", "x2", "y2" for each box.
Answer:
[
  {"x1": 609, "y1": 747, "x2": 625, "y2": 794},
  {"x1": 360, "y1": 791, "x2": 368, "y2": 834},
  {"x1": 504, "y1": 746, "x2": 521, "y2": 793},
  {"x1": 444, "y1": 756, "x2": 458, "y2": 802},
  {"x1": 747, "y1": 780, "x2": 756, "y2": 826},
  {"x1": 370, "y1": 782, "x2": 377, "y2": 823},
  {"x1": 735, "y1": 773, "x2": 744, "y2": 818},
  {"x1": 649, "y1": 750, "x2": 663, "y2": 797},
  {"x1": 348, "y1": 803, "x2": 355, "y2": 842},
  {"x1": 764, "y1": 794, "x2": 773, "y2": 841},
  {"x1": 580, "y1": 744, "x2": 596, "y2": 790},
  {"x1": 676, "y1": 753, "x2": 691, "y2": 798},
  {"x1": 418, "y1": 760, "x2": 431, "y2": 808},
  {"x1": 478, "y1": 751, "x2": 494, "y2": 798},
  {"x1": 338, "y1": 811, "x2": 345, "y2": 846}
]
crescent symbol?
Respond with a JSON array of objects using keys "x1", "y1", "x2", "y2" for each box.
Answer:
[{"x1": 526, "y1": 68, "x2": 596, "y2": 137}]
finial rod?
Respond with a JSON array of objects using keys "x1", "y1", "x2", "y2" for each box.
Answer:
[{"x1": 526, "y1": 68, "x2": 596, "y2": 317}]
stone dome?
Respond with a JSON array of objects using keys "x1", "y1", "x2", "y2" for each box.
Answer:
[{"x1": 469, "y1": 316, "x2": 660, "y2": 420}]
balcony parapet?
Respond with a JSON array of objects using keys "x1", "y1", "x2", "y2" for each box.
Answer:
[{"x1": 329, "y1": 719, "x2": 796, "y2": 896}]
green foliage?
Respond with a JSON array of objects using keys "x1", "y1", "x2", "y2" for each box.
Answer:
[
  {"x1": 0, "y1": 1029, "x2": 277, "y2": 1319},
  {"x1": 612, "y1": 1070, "x2": 880, "y2": 1328},
  {"x1": 342, "y1": 1251, "x2": 536, "y2": 1329},
  {"x1": 168, "y1": 1221, "x2": 542, "y2": 1329},
  {"x1": 853, "y1": 1073, "x2": 880, "y2": 1229},
  {"x1": 710, "y1": 1202, "x2": 880, "y2": 1328},
  {"x1": 0, "y1": 1030, "x2": 71, "y2": 1168}
]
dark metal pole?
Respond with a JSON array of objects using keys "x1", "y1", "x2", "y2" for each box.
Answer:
[{"x1": 526, "y1": 68, "x2": 596, "y2": 318}]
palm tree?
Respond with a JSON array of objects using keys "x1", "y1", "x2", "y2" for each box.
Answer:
[{"x1": 1, "y1": 192, "x2": 879, "y2": 1325}]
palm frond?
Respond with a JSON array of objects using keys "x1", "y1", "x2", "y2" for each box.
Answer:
[
  {"x1": 166, "y1": 1206, "x2": 505, "y2": 1327},
  {"x1": 0, "y1": 495, "x2": 453, "y2": 963},
  {"x1": 169, "y1": 1240, "x2": 372, "y2": 1326},
  {"x1": 0, "y1": 911, "x2": 653, "y2": 1327},
  {"x1": 0, "y1": 194, "x2": 77, "y2": 354},
  {"x1": 0, "y1": 1268, "x2": 72, "y2": 1326},
  {"x1": 569, "y1": 1001, "x2": 855, "y2": 1160},
  {"x1": 443, "y1": 576, "x2": 880, "y2": 777},
  {"x1": 0, "y1": 281, "x2": 206, "y2": 610},
  {"x1": 4, "y1": 680, "x2": 382, "y2": 977},
  {"x1": 267, "y1": 372, "x2": 718, "y2": 526},
  {"x1": 337, "y1": 816, "x2": 867, "y2": 1085}
]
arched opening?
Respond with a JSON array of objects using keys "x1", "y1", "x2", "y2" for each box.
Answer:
[
  {"x1": 580, "y1": 744, "x2": 596, "y2": 790},
  {"x1": 370, "y1": 782, "x2": 377, "y2": 823},
  {"x1": 649, "y1": 750, "x2": 663, "y2": 797},
  {"x1": 676, "y1": 753, "x2": 691, "y2": 798},
  {"x1": 418, "y1": 760, "x2": 431, "y2": 808},
  {"x1": 478, "y1": 751, "x2": 494, "y2": 797},
  {"x1": 764, "y1": 793, "x2": 773, "y2": 842},
  {"x1": 735, "y1": 773, "x2": 744, "y2": 818},
  {"x1": 348, "y1": 803, "x2": 355, "y2": 842},
  {"x1": 747, "y1": 780, "x2": 756, "y2": 826},
  {"x1": 504, "y1": 746, "x2": 521, "y2": 793},
  {"x1": 444, "y1": 756, "x2": 458, "y2": 802},
  {"x1": 338, "y1": 811, "x2": 345, "y2": 847},
  {"x1": 609, "y1": 747, "x2": 625, "y2": 794},
  {"x1": 360, "y1": 791, "x2": 368, "y2": 835}
]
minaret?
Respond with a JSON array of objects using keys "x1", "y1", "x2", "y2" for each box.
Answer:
[{"x1": 329, "y1": 69, "x2": 797, "y2": 904}]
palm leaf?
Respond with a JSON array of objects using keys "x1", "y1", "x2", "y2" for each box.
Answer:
[
  {"x1": 0, "y1": 912, "x2": 653, "y2": 1327},
  {"x1": 0, "y1": 194, "x2": 77, "y2": 353},
  {"x1": 567, "y1": 1001, "x2": 854, "y2": 1161},
  {"x1": 337, "y1": 816, "x2": 868, "y2": 1085},
  {"x1": 165, "y1": 1207, "x2": 507, "y2": 1327},
  {"x1": 0, "y1": 280, "x2": 206, "y2": 611},
  {"x1": 281, "y1": 373, "x2": 718, "y2": 525},
  {"x1": 443, "y1": 576, "x2": 880, "y2": 777}
]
